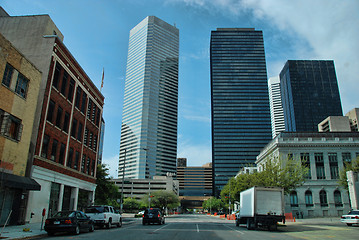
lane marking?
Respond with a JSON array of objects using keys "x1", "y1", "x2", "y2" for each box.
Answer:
[
  {"x1": 223, "y1": 224, "x2": 245, "y2": 234},
  {"x1": 196, "y1": 224, "x2": 199, "y2": 233},
  {"x1": 154, "y1": 223, "x2": 170, "y2": 232}
]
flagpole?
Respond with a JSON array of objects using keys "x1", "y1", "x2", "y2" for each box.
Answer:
[{"x1": 100, "y1": 67, "x2": 104, "y2": 92}]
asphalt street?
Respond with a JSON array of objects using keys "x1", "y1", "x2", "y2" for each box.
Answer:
[{"x1": 37, "y1": 214, "x2": 359, "y2": 240}]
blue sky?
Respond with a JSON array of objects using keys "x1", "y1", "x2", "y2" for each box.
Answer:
[{"x1": 3, "y1": 0, "x2": 359, "y2": 177}]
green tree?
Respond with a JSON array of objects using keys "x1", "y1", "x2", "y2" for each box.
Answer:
[
  {"x1": 141, "y1": 191, "x2": 180, "y2": 211},
  {"x1": 202, "y1": 197, "x2": 225, "y2": 213},
  {"x1": 220, "y1": 156, "x2": 309, "y2": 203},
  {"x1": 95, "y1": 164, "x2": 121, "y2": 207},
  {"x1": 123, "y1": 197, "x2": 141, "y2": 211},
  {"x1": 338, "y1": 157, "x2": 359, "y2": 190}
]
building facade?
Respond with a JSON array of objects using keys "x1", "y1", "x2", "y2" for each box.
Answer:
[
  {"x1": 256, "y1": 132, "x2": 358, "y2": 217},
  {"x1": 119, "y1": 16, "x2": 179, "y2": 179},
  {"x1": 177, "y1": 164, "x2": 212, "y2": 197},
  {"x1": 346, "y1": 108, "x2": 359, "y2": 132},
  {"x1": 280, "y1": 60, "x2": 343, "y2": 132},
  {"x1": 318, "y1": 116, "x2": 351, "y2": 132},
  {"x1": 0, "y1": 10, "x2": 104, "y2": 223},
  {"x1": 268, "y1": 76, "x2": 285, "y2": 138},
  {"x1": 210, "y1": 28, "x2": 272, "y2": 195},
  {"x1": 111, "y1": 176, "x2": 179, "y2": 202},
  {"x1": 0, "y1": 32, "x2": 42, "y2": 225}
]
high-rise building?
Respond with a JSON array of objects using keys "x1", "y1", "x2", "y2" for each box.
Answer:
[
  {"x1": 346, "y1": 108, "x2": 359, "y2": 132},
  {"x1": 119, "y1": 16, "x2": 179, "y2": 179},
  {"x1": 280, "y1": 60, "x2": 343, "y2": 132},
  {"x1": 210, "y1": 28, "x2": 272, "y2": 195},
  {"x1": 268, "y1": 76, "x2": 285, "y2": 138}
]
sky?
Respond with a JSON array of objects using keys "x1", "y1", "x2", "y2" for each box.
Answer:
[{"x1": 3, "y1": 0, "x2": 359, "y2": 178}]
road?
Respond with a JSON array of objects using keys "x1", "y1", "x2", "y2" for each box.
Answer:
[{"x1": 39, "y1": 214, "x2": 359, "y2": 240}]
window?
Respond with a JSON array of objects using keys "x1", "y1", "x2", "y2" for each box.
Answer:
[
  {"x1": 315, "y1": 153, "x2": 325, "y2": 179},
  {"x1": 60, "y1": 71, "x2": 68, "y2": 96},
  {"x1": 342, "y1": 152, "x2": 352, "y2": 164},
  {"x1": 87, "y1": 157, "x2": 91, "y2": 175},
  {"x1": 81, "y1": 155, "x2": 86, "y2": 173},
  {"x1": 2, "y1": 63, "x2": 14, "y2": 87},
  {"x1": 87, "y1": 99, "x2": 92, "y2": 119},
  {"x1": 287, "y1": 153, "x2": 293, "y2": 160},
  {"x1": 89, "y1": 132, "x2": 93, "y2": 149},
  {"x1": 56, "y1": 106, "x2": 63, "y2": 128},
  {"x1": 91, "y1": 160, "x2": 95, "y2": 176},
  {"x1": 96, "y1": 110, "x2": 100, "y2": 126},
  {"x1": 47, "y1": 100, "x2": 55, "y2": 123},
  {"x1": 74, "y1": 151, "x2": 80, "y2": 170},
  {"x1": 334, "y1": 190, "x2": 343, "y2": 207},
  {"x1": 92, "y1": 104, "x2": 96, "y2": 122},
  {"x1": 71, "y1": 119, "x2": 77, "y2": 138},
  {"x1": 93, "y1": 135, "x2": 97, "y2": 151},
  {"x1": 52, "y1": 63, "x2": 61, "y2": 89},
  {"x1": 75, "y1": 87, "x2": 82, "y2": 109},
  {"x1": 77, "y1": 122, "x2": 83, "y2": 141},
  {"x1": 59, "y1": 143, "x2": 66, "y2": 165},
  {"x1": 0, "y1": 112, "x2": 23, "y2": 141},
  {"x1": 41, "y1": 135, "x2": 50, "y2": 158},
  {"x1": 319, "y1": 190, "x2": 328, "y2": 207},
  {"x1": 301, "y1": 153, "x2": 311, "y2": 179},
  {"x1": 63, "y1": 112, "x2": 70, "y2": 133},
  {"x1": 290, "y1": 191, "x2": 298, "y2": 207},
  {"x1": 305, "y1": 190, "x2": 313, "y2": 207},
  {"x1": 84, "y1": 128, "x2": 89, "y2": 146},
  {"x1": 68, "y1": 78, "x2": 75, "y2": 102},
  {"x1": 67, "y1": 147, "x2": 73, "y2": 168},
  {"x1": 81, "y1": 92, "x2": 87, "y2": 113},
  {"x1": 15, "y1": 73, "x2": 29, "y2": 98},
  {"x1": 329, "y1": 153, "x2": 339, "y2": 179},
  {"x1": 50, "y1": 139, "x2": 58, "y2": 161},
  {"x1": 0, "y1": 109, "x2": 4, "y2": 132}
]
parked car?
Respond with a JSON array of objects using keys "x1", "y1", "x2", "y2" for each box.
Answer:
[
  {"x1": 142, "y1": 208, "x2": 165, "y2": 225},
  {"x1": 341, "y1": 210, "x2": 359, "y2": 226},
  {"x1": 85, "y1": 205, "x2": 122, "y2": 229},
  {"x1": 44, "y1": 210, "x2": 94, "y2": 236}
]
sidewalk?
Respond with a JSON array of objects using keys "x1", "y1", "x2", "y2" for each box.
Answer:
[{"x1": 0, "y1": 215, "x2": 136, "y2": 240}]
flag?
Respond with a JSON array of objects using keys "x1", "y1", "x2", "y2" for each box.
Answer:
[{"x1": 101, "y1": 67, "x2": 104, "y2": 89}]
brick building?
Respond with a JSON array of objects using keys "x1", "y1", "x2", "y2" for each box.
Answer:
[
  {"x1": 0, "y1": 32, "x2": 42, "y2": 225},
  {"x1": 0, "y1": 8, "x2": 104, "y2": 223}
]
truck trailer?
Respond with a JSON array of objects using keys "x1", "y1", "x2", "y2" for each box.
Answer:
[{"x1": 235, "y1": 186, "x2": 285, "y2": 231}]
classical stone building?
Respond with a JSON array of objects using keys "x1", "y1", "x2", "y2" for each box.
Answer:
[{"x1": 256, "y1": 132, "x2": 359, "y2": 217}]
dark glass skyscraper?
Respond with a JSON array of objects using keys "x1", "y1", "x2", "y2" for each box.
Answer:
[
  {"x1": 210, "y1": 28, "x2": 272, "y2": 195},
  {"x1": 280, "y1": 60, "x2": 343, "y2": 132}
]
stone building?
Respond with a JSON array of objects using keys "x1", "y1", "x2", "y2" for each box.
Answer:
[
  {"x1": 0, "y1": 32, "x2": 42, "y2": 225},
  {"x1": 256, "y1": 132, "x2": 359, "y2": 217},
  {"x1": 0, "y1": 8, "x2": 104, "y2": 222}
]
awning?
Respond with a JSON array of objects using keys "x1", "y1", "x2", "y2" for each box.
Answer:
[{"x1": 0, "y1": 172, "x2": 41, "y2": 191}]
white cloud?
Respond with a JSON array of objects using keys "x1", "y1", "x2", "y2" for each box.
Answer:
[
  {"x1": 101, "y1": 154, "x2": 119, "y2": 178},
  {"x1": 177, "y1": 141, "x2": 212, "y2": 166}
]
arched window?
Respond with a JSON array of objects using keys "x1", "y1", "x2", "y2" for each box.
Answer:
[
  {"x1": 305, "y1": 190, "x2": 313, "y2": 207},
  {"x1": 334, "y1": 190, "x2": 343, "y2": 207},
  {"x1": 290, "y1": 191, "x2": 298, "y2": 207},
  {"x1": 319, "y1": 190, "x2": 328, "y2": 207}
]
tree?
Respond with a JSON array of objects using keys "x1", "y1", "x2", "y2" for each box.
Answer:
[
  {"x1": 123, "y1": 197, "x2": 141, "y2": 211},
  {"x1": 220, "y1": 156, "x2": 309, "y2": 203},
  {"x1": 338, "y1": 157, "x2": 359, "y2": 190},
  {"x1": 202, "y1": 197, "x2": 225, "y2": 213},
  {"x1": 95, "y1": 164, "x2": 121, "y2": 207},
  {"x1": 141, "y1": 191, "x2": 180, "y2": 211}
]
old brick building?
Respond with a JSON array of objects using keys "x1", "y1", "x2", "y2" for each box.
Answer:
[{"x1": 0, "y1": 8, "x2": 104, "y2": 223}]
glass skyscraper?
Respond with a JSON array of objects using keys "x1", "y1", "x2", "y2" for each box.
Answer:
[
  {"x1": 280, "y1": 60, "x2": 342, "y2": 132},
  {"x1": 210, "y1": 28, "x2": 272, "y2": 195},
  {"x1": 119, "y1": 16, "x2": 179, "y2": 179},
  {"x1": 268, "y1": 76, "x2": 285, "y2": 138}
]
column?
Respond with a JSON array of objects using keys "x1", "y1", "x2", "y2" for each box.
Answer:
[
  {"x1": 71, "y1": 187, "x2": 79, "y2": 210},
  {"x1": 58, "y1": 184, "x2": 64, "y2": 211}
]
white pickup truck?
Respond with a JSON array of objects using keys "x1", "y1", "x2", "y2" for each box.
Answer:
[{"x1": 85, "y1": 205, "x2": 122, "y2": 229}]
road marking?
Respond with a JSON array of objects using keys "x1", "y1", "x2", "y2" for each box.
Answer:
[
  {"x1": 223, "y1": 224, "x2": 244, "y2": 234},
  {"x1": 154, "y1": 223, "x2": 170, "y2": 232},
  {"x1": 196, "y1": 224, "x2": 199, "y2": 232}
]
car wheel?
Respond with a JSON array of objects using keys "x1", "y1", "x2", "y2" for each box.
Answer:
[
  {"x1": 142, "y1": 220, "x2": 146, "y2": 225},
  {"x1": 346, "y1": 223, "x2": 353, "y2": 226},
  {"x1": 107, "y1": 221, "x2": 112, "y2": 229},
  {"x1": 89, "y1": 223, "x2": 95, "y2": 232},
  {"x1": 74, "y1": 225, "x2": 80, "y2": 235},
  {"x1": 117, "y1": 219, "x2": 122, "y2": 227}
]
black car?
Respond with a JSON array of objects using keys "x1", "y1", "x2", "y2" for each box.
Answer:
[
  {"x1": 44, "y1": 210, "x2": 94, "y2": 236},
  {"x1": 142, "y1": 208, "x2": 165, "y2": 225}
]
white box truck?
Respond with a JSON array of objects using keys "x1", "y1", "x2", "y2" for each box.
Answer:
[{"x1": 235, "y1": 186, "x2": 285, "y2": 231}]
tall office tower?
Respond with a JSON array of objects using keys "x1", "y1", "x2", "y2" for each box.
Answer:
[
  {"x1": 280, "y1": 60, "x2": 343, "y2": 132},
  {"x1": 268, "y1": 76, "x2": 285, "y2": 138},
  {"x1": 210, "y1": 28, "x2": 272, "y2": 195},
  {"x1": 119, "y1": 16, "x2": 179, "y2": 179}
]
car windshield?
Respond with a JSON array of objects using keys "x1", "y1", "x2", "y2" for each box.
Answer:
[
  {"x1": 53, "y1": 211, "x2": 75, "y2": 218},
  {"x1": 348, "y1": 210, "x2": 359, "y2": 215},
  {"x1": 145, "y1": 209, "x2": 160, "y2": 214},
  {"x1": 86, "y1": 206, "x2": 106, "y2": 213}
]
